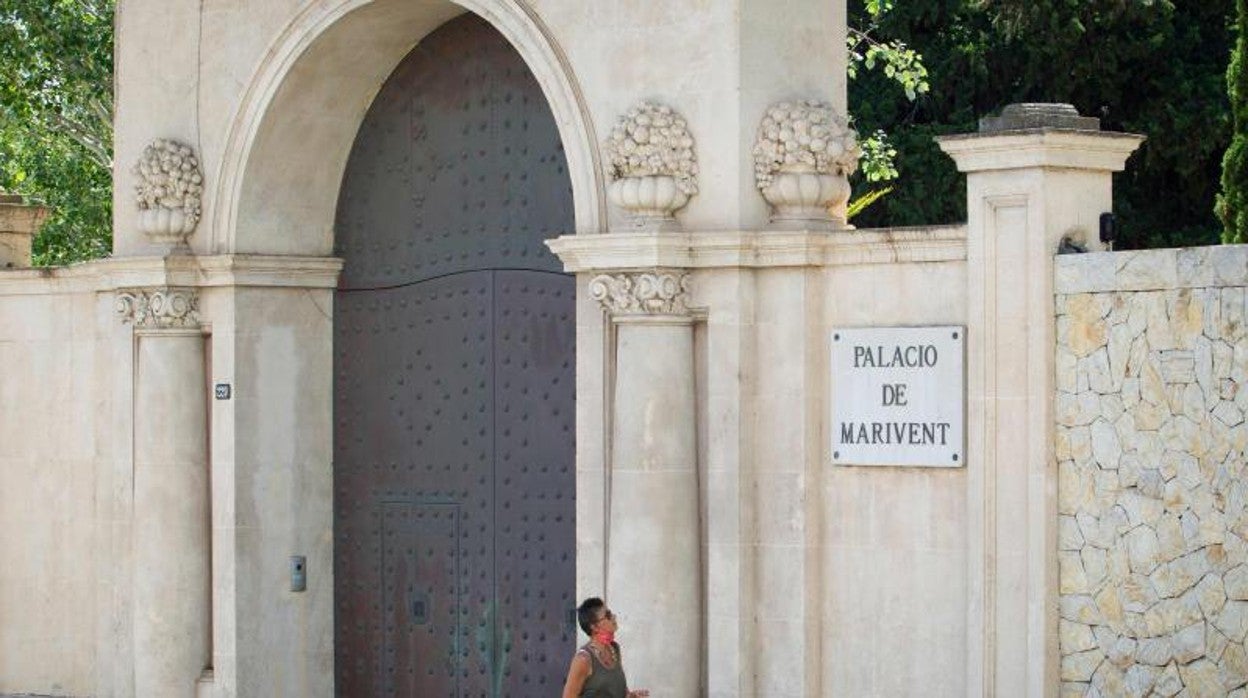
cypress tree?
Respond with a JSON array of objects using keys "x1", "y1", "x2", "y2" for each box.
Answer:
[{"x1": 1220, "y1": 0, "x2": 1248, "y2": 243}]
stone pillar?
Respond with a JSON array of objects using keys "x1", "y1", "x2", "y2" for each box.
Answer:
[
  {"x1": 589, "y1": 270, "x2": 700, "y2": 697},
  {"x1": 0, "y1": 193, "x2": 49, "y2": 267},
  {"x1": 116, "y1": 287, "x2": 210, "y2": 697},
  {"x1": 938, "y1": 104, "x2": 1143, "y2": 696}
]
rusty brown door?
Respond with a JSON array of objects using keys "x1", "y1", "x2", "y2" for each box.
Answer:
[{"x1": 332, "y1": 14, "x2": 576, "y2": 697}]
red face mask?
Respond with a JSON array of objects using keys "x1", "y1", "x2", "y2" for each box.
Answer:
[{"x1": 593, "y1": 629, "x2": 615, "y2": 645}]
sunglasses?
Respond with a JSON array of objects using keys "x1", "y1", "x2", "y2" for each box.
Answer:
[{"x1": 597, "y1": 609, "x2": 615, "y2": 623}]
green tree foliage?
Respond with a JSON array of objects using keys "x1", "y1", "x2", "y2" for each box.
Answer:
[
  {"x1": 0, "y1": 0, "x2": 113, "y2": 265},
  {"x1": 1220, "y1": 0, "x2": 1248, "y2": 243},
  {"x1": 850, "y1": 0, "x2": 1232, "y2": 249}
]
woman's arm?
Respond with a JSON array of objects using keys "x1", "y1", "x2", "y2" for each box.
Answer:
[{"x1": 561, "y1": 652, "x2": 591, "y2": 698}]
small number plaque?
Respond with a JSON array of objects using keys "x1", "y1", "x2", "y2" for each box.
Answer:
[{"x1": 214, "y1": 383, "x2": 232, "y2": 400}]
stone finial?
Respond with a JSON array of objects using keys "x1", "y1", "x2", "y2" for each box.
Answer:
[
  {"x1": 978, "y1": 103, "x2": 1101, "y2": 133},
  {"x1": 604, "y1": 102, "x2": 698, "y2": 231},
  {"x1": 133, "y1": 139, "x2": 204, "y2": 248},
  {"x1": 115, "y1": 288, "x2": 201, "y2": 329},
  {"x1": 0, "y1": 193, "x2": 49, "y2": 268},
  {"x1": 589, "y1": 270, "x2": 690, "y2": 317},
  {"x1": 752, "y1": 100, "x2": 860, "y2": 230}
]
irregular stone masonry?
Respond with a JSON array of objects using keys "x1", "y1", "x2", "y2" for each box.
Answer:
[{"x1": 1056, "y1": 247, "x2": 1248, "y2": 698}]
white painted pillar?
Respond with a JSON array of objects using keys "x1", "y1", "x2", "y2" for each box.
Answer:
[
  {"x1": 117, "y1": 287, "x2": 210, "y2": 697},
  {"x1": 589, "y1": 270, "x2": 700, "y2": 697},
  {"x1": 939, "y1": 104, "x2": 1142, "y2": 696}
]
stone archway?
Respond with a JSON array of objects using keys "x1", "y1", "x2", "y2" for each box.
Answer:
[{"x1": 212, "y1": 0, "x2": 604, "y2": 256}]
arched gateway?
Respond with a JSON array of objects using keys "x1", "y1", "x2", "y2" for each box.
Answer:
[{"x1": 332, "y1": 14, "x2": 576, "y2": 696}]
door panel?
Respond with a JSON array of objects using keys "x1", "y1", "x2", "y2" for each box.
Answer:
[{"x1": 333, "y1": 13, "x2": 576, "y2": 697}]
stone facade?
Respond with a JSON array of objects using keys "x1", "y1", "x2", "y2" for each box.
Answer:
[
  {"x1": 0, "y1": 0, "x2": 1217, "y2": 695},
  {"x1": 1056, "y1": 247, "x2": 1248, "y2": 697}
]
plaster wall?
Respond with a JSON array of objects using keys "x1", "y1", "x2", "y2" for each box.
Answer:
[
  {"x1": 819, "y1": 254, "x2": 969, "y2": 696},
  {"x1": 0, "y1": 280, "x2": 112, "y2": 696},
  {"x1": 555, "y1": 225, "x2": 969, "y2": 697}
]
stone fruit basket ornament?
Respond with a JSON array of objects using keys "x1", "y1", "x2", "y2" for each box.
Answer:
[
  {"x1": 753, "y1": 100, "x2": 860, "y2": 229},
  {"x1": 605, "y1": 102, "x2": 698, "y2": 231},
  {"x1": 134, "y1": 138, "x2": 204, "y2": 247}
]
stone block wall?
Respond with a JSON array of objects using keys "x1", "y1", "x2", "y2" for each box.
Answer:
[{"x1": 1056, "y1": 247, "x2": 1248, "y2": 697}]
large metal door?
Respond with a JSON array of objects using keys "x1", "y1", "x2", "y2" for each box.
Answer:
[{"x1": 332, "y1": 14, "x2": 576, "y2": 697}]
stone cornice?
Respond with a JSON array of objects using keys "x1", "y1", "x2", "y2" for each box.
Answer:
[
  {"x1": 936, "y1": 130, "x2": 1145, "y2": 173},
  {"x1": 546, "y1": 226, "x2": 966, "y2": 273},
  {"x1": 0, "y1": 254, "x2": 343, "y2": 295}
]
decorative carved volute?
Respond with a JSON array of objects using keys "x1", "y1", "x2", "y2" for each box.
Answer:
[
  {"x1": 133, "y1": 139, "x2": 204, "y2": 247},
  {"x1": 115, "y1": 288, "x2": 201, "y2": 329},
  {"x1": 589, "y1": 270, "x2": 690, "y2": 317}
]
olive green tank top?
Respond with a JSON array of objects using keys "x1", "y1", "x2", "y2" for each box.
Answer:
[{"x1": 578, "y1": 642, "x2": 629, "y2": 698}]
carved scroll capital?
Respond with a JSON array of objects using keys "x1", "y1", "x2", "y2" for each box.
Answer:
[
  {"x1": 589, "y1": 270, "x2": 690, "y2": 317},
  {"x1": 115, "y1": 287, "x2": 201, "y2": 329}
]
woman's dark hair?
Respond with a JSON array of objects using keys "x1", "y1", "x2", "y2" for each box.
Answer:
[{"x1": 577, "y1": 597, "x2": 605, "y2": 635}]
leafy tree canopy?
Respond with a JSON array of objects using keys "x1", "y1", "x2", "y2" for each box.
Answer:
[
  {"x1": 0, "y1": 0, "x2": 113, "y2": 265},
  {"x1": 849, "y1": 0, "x2": 1233, "y2": 249}
]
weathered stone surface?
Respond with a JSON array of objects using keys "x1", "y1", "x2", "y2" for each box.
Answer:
[
  {"x1": 1086, "y1": 348, "x2": 1114, "y2": 394},
  {"x1": 1181, "y1": 658, "x2": 1225, "y2": 698},
  {"x1": 1215, "y1": 400, "x2": 1246, "y2": 427},
  {"x1": 1226, "y1": 565, "x2": 1248, "y2": 601},
  {"x1": 1151, "y1": 550, "x2": 1212, "y2": 599},
  {"x1": 1061, "y1": 550, "x2": 1091, "y2": 594},
  {"x1": 1060, "y1": 514, "x2": 1085, "y2": 551},
  {"x1": 1121, "y1": 491, "x2": 1165, "y2": 528},
  {"x1": 1123, "y1": 663, "x2": 1157, "y2": 697},
  {"x1": 1209, "y1": 625, "x2": 1232, "y2": 665},
  {"x1": 1120, "y1": 574, "x2": 1158, "y2": 615},
  {"x1": 1082, "y1": 546, "x2": 1109, "y2": 588},
  {"x1": 1144, "y1": 595, "x2": 1203, "y2": 636},
  {"x1": 1090, "y1": 418, "x2": 1121, "y2": 470},
  {"x1": 1217, "y1": 600, "x2": 1248, "y2": 642},
  {"x1": 1141, "y1": 358, "x2": 1168, "y2": 406},
  {"x1": 1108, "y1": 634, "x2": 1138, "y2": 668},
  {"x1": 1172, "y1": 288, "x2": 1205, "y2": 347},
  {"x1": 1196, "y1": 336, "x2": 1216, "y2": 409},
  {"x1": 1223, "y1": 643, "x2": 1248, "y2": 691},
  {"x1": 1196, "y1": 574, "x2": 1228, "y2": 617},
  {"x1": 1059, "y1": 391, "x2": 1106, "y2": 426},
  {"x1": 1127, "y1": 526, "x2": 1161, "y2": 575},
  {"x1": 1059, "y1": 280, "x2": 1248, "y2": 690},
  {"x1": 1090, "y1": 660, "x2": 1125, "y2": 697},
  {"x1": 1061, "y1": 619, "x2": 1098, "y2": 654},
  {"x1": 1135, "y1": 637, "x2": 1173, "y2": 666},
  {"x1": 1171, "y1": 621, "x2": 1207, "y2": 664},
  {"x1": 1139, "y1": 468, "x2": 1165, "y2": 500},
  {"x1": 1155, "y1": 663, "x2": 1183, "y2": 697},
  {"x1": 1063, "y1": 594, "x2": 1104, "y2": 624},
  {"x1": 1160, "y1": 350, "x2": 1197, "y2": 384},
  {"x1": 1062, "y1": 648, "x2": 1105, "y2": 682},
  {"x1": 1069, "y1": 293, "x2": 1110, "y2": 357},
  {"x1": 1157, "y1": 513, "x2": 1186, "y2": 563}
]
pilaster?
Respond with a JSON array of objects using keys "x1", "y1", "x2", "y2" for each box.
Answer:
[
  {"x1": 938, "y1": 103, "x2": 1143, "y2": 697},
  {"x1": 589, "y1": 268, "x2": 702, "y2": 697},
  {"x1": 116, "y1": 286, "x2": 210, "y2": 698}
]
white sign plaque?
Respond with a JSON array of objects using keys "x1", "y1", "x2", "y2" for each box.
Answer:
[{"x1": 831, "y1": 325, "x2": 964, "y2": 467}]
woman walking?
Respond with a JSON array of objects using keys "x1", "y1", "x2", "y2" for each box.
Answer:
[{"x1": 561, "y1": 598, "x2": 649, "y2": 698}]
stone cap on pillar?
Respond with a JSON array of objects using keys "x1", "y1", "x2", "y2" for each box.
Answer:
[
  {"x1": 0, "y1": 192, "x2": 50, "y2": 268},
  {"x1": 936, "y1": 102, "x2": 1144, "y2": 173}
]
